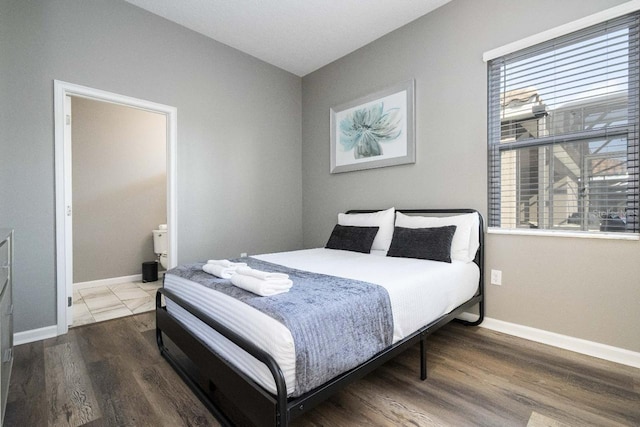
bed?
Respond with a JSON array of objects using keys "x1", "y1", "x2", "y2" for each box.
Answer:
[{"x1": 155, "y1": 208, "x2": 485, "y2": 426}]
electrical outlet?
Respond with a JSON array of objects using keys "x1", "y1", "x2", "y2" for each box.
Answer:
[
  {"x1": 490, "y1": 269, "x2": 502, "y2": 285},
  {"x1": 240, "y1": 252, "x2": 247, "y2": 258}
]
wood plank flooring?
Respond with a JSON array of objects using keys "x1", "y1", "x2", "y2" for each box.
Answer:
[{"x1": 5, "y1": 312, "x2": 639, "y2": 426}]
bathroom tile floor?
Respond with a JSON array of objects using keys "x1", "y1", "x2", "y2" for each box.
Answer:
[{"x1": 72, "y1": 279, "x2": 164, "y2": 327}]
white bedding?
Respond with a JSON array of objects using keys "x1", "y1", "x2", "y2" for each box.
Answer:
[{"x1": 164, "y1": 248, "x2": 479, "y2": 396}]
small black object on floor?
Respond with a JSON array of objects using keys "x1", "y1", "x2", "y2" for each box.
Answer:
[{"x1": 142, "y1": 261, "x2": 158, "y2": 282}]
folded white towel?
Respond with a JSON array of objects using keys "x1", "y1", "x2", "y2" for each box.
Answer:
[
  {"x1": 202, "y1": 260, "x2": 247, "y2": 279},
  {"x1": 235, "y1": 266, "x2": 289, "y2": 281},
  {"x1": 206, "y1": 259, "x2": 247, "y2": 268},
  {"x1": 230, "y1": 273, "x2": 293, "y2": 296},
  {"x1": 202, "y1": 263, "x2": 236, "y2": 279}
]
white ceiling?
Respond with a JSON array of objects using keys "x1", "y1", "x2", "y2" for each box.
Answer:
[{"x1": 124, "y1": 0, "x2": 451, "y2": 76}]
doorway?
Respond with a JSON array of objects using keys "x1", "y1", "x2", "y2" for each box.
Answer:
[
  {"x1": 54, "y1": 81, "x2": 178, "y2": 335},
  {"x1": 70, "y1": 96, "x2": 166, "y2": 326}
]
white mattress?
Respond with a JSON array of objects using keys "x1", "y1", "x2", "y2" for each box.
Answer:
[{"x1": 164, "y1": 248, "x2": 479, "y2": 396}]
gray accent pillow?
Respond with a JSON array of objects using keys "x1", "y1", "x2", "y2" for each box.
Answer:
[
  {"x1": 325, "y1": 225, "x2": 380, "y2": 254},
  {"x1": 387, "y1": 225, "x2": 457, "y2": 263}
]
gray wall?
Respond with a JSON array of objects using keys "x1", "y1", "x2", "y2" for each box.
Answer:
[
  {"x1": 71, "y1": 97, "x2": 167, "y2": 283},
  {"x1": 301, "y1": 0, "x2": 640, "y2": 352},
  {"x1": 0, "y1": 0, "x2": 302, "y2": 333}
]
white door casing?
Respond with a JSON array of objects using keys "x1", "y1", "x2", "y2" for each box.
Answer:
[
  {"x1": 64, "y1": 94, "x2": 73, "y2": 326},
  {"x1": 54, "y1": 80, "x2": 178, "y2": 335}
]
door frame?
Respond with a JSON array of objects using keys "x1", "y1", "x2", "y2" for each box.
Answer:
[{"x1": 54, "y1": 80, "x2": 178, "y2": 335}]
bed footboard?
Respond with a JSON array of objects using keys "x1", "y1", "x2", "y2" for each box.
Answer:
[{"x1": 156, "y1": 288, "x2": 483, "y2": 426}]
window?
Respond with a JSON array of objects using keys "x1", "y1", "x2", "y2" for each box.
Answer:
[{"x1": 488, "y1": 12, "x2": 639, "y2": 235}]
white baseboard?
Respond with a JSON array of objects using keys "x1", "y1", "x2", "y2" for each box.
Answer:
[
  {"x1": 460, "y1": 313, "x2": 640, "y2": 369},
  {"x1": 74, "y1": 274, "x2": 143, "y2": 290},
  {"x1": 14, "y1": 325, "x2": 58, "y2": 346}
]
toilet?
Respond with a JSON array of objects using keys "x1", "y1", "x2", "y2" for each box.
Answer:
[{"x1": 152, "y1": 224, "x2": 168, "y2": 270}]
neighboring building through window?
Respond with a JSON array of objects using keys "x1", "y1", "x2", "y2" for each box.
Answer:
[{"x1": 487, "y1": 12, "x2": 639, "y2": 234}]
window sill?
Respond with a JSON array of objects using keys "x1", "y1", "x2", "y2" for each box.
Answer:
[{"x1": 487, "y1": 227, "x2": 640, "y2": 241}]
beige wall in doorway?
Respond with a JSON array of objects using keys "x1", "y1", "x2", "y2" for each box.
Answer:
[{"x1": 72, "y1": 97, "x2": 167, "y2": 283}]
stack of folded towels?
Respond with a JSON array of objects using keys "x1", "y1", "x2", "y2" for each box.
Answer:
[
  {"x1": 231, "y1": 266, "x2": 293, "y2": 296},
  {"x1": 202, "y1": 260, "x2": 293, "y2": 297},
  {"x1": 202, "y1": 259, "x2": 247, "y2": 279}
]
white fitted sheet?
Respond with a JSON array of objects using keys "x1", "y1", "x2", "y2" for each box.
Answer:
[{"x1": 164, "y1": 248, "x2": 479, "y2": 396}]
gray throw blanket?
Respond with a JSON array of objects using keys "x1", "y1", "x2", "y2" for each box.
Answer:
[{"x1": 167, "y1": 257, "x2": 394, "y2": 396}]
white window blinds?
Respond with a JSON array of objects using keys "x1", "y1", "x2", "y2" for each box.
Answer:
[{"x1": 488, "y1": 12, "x2": 639, "y2": 234}]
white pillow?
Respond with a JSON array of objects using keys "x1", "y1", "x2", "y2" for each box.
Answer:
[
  {"x1": 338, "y1": 207, "x2": 395, "y2": 252},
  {"x1": 395, "y1": 212, "x2": 480, "y2": 263}
]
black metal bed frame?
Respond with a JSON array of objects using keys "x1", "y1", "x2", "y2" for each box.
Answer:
[{"x1": 155, "y1": 208, "x2": 485, "y2": 427}]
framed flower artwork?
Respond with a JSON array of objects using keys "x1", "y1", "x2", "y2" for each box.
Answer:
[{"x1": 330, "y1": 79, "x2": 415, "y2": 173}]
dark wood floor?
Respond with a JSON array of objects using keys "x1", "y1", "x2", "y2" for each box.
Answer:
[{"x1": 5, "y1": 312, "x2": 639, "y2": 426}]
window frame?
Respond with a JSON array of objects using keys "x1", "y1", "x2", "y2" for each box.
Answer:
[{"x1": 484, "y1": 5, "x2": 640, "y2": 239}]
